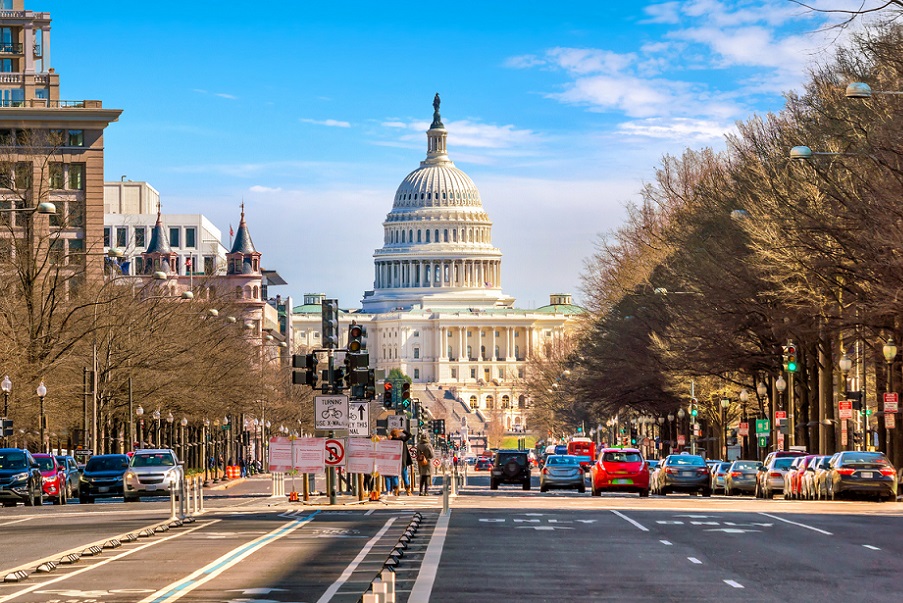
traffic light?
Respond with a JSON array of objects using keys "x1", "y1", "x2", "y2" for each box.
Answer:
[
  {"x1": 383, "y1": 382, "x2": 394, "y2": 408},
  {"x1": 321, "y1": 298, "x2": 339, "y2": 349},
  {"x1": 400, "y1": 382, "x2": 411, "y2": 410},
  {"x1": 630, "y1": 428, "x2": 638, "y2": 446},
  {"x1": 432, "y1": 419, "x2": 445, "y2": 435},
  {"x1": 347, "y1": 322, "x2": 365, "y2": 353},
  {"x1": 0, "y1": 418, "x2": 11, "y2": 438},
  {"x1": 690, "y1": 398, "x2": 698, "y2": 418},
  {"x1": 364, "y1": 369, "x2": 376, "y2": 400},
  {"x1": 291, "y1": 353, "x2": 318, "y2": 387},
  {"x1": 852, "y1": 431, "x2": 863, "y2": 445},
  {"x1": 782, "y1": 342, "x2": 799, "y2": 373}
]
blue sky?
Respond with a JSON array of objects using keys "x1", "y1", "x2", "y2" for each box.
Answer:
[{"x1": 46, "y1": 0, "x2": 871, "y2": 309}]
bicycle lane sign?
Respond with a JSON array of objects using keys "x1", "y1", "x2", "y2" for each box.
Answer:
[{"x1": 315, "y1": 395, "x2": 349, "y2": 430}]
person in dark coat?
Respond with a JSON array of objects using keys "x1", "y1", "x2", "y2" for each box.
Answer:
[
  {"x1": 415, "y1": 435, "x2": 434, "y2": 495},
  {"x1": 391, "y1": 428, "x2": 414, "y2": 495}
]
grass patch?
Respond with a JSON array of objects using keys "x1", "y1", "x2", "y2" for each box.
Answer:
[{"x1": 500, "y1": 435, "x2": 536, "y2": 449}]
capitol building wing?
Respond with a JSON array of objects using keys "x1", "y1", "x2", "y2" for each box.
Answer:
[{"x1": 293, "y1": 96, "x2": 582, "y2": 440}]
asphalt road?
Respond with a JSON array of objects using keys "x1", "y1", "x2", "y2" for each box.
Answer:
[{"x1": 0, "y1": 472, "x2": 901, "y2": 602}]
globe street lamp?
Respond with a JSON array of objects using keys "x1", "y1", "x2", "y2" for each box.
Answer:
[
  {"x1": 166, "y1": 411, "x2": 174, "y2": 448},
  {"x1": 882, "y1": 338, "x2": 897, "y2": 452},
  {"x1": 720, "y1": 397, "x2": 730, "y2": 460},
  {"x1": 153, "y1": 409, "x2": 161, "y2": 447},
  {"x1": 135, "y1": 405, "x2": 144, "y2": 449},
  {"x1": 36, "y1": 381, "x2": 47, "y2": 453},
  {"x1": 203, "y1": 418, "x2": 211, "y2": 485},
  {"x1": 180, "y1": 417, "x2": 188, "y2": 463},
  {"x1": 1, "y1": 375, "x2": 10, "y2": 417},
  {"x1": 775, "y1": 376, "x2": 787, "y2": 450},
  {"x1": 739, "y1": 388, "x2": 750, "y2": 458}
]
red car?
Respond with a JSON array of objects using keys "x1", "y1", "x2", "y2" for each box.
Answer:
[
  {"x1": 590, "y1": 447, "x2": 650, "y2": 497},
  {"x1": 474, "y1": 458, "x2": 492, "y2": 471},
  {"x1": 33, "y1": 453, "x2": 67, "y2": 505}
]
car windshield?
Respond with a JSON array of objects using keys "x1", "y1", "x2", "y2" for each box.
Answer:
[
  {"x1": 773, "y1": 458, "x2": 795, "y2": 469},
  {"x1": 131, "y1": 453, "x2": 175, "y2": 468},
  {"x1": 718, "y1": 462, "x2": 731, "y2": 471},
  {"x1": 841, "y1": 453, "x2": 890, "y2": 466},
  {"x1": 546, "y1": 455, "x2": 578, "y2": 466},
  {"x1": 86, "y1": 456, "x2": 130, "y2": 471},
  {"x1": 35, "y1": 456, "x2": 55, "y2": 471},
  {"x1": 669, "y1": 456, "x2": 705, "y2": 466},
  {"x1": 0, "y1": 451, "x2": 26, "y2": 470},
  {"x1": 603, "y1": 451, "x2": 642, "y2": 463},
  {"x1": 496, "y1": 453, "x2": 524, "y2": 465},
  {"x1": 732, "y1": 461, "x2": 758, "y2": 470}
]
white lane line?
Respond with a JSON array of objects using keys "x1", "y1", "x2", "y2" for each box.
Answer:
[
  {"x1": 0, "y1": 517, "x2": 34, "y2": 528},
  {"x1": 864, "y1": 545, "x2": 881, "y2": 550},
  {"x1": 364, "y1": 509, "x2": 375, "y2": 516},
  {"x1": 724, "y1": 580, "x2": 744, "y2": 589},
  {"x1": 316, "y1": 516, "x2": 396, "y2": 603},
  {"x1": 611, "y1": 510, "x2": 649, "y2": 532},
  {"x1": 409, "y1": 511, "x2": 451, "y2": 603},
  {"x1": 758, "y1": 513, "x2": 833, "y2": 535},
  {"x1": 0, "y1": 520, "x2": 219, "y2": 603},
  {"x1": 688, "y1": 557, "x2": 702, "y2": 564},
  {"x1": 660, "y1": 540, "x2": 672, "y2": 546}
]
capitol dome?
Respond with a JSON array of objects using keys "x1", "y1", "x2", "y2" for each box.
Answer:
[{"x1": 361, "y1": 94, "x2": 514, "y2": 313}]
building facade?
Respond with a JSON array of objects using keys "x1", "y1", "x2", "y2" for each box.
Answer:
[{"x1": 293, "y1": 97, "x2": 583, "y2": 438}]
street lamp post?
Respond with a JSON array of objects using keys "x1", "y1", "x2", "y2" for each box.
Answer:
[
  {"x1": 36, "y1": 381, "x2": 47, "y2": 453},
  {"x1": 166, "y1": 411, "x2": 174, "y2": 448},
  {"x1": 135, "y1": 405, "x2": 144, "y2": 449},
  {"x1": 203, "y1": 418, "x2": 210, "y2": 485},
  {"x1": 720, "y1": 397, "x2": 730, "y2": 460},
  {"x1": 739, "y1": 389, "x2": 750, "y2": 459},
  {"x1": 1, "y1": 375, "x2": 10, "y2": 445},
  {"x1": 180, "y1": 417, "x2": 188, "y2": 464},
  {"x1": 839, "y1": 353, "x2": 854, "y2": 450},
  {"x1": 776, "y1": 375, "x2": 787, "y2": 451},
  {"x1": 677, "y1": 408, "x2": 686, "y2": 451},
  {"x1": 153, "y1": 409, "x2": 161, "y2": 448},
  {"x1": 882, "y1": 338, "x2": 897, "y2": 454}
]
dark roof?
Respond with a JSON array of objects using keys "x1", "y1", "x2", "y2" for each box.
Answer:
[
  {"x1": 145, "y1": 212, "x2": 171, "y2": 254},
  {"x1": 229, "y1": 208, "x2": 258, "y2": 255}
]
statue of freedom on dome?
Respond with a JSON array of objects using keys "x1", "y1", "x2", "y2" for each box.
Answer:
[{"x1": 431, "y1": 93, "x2": 444, "y2": 128}]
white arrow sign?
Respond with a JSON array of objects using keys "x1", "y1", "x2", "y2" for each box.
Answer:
[{"x1": 348, "y1": 402, "x2": 370, "y2": 437}]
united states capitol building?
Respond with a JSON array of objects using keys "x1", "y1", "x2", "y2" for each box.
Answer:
[{"x1": 292, "y1": 96, "x2": 583, "y2": 439}]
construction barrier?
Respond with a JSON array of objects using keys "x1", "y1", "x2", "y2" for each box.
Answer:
[{"x1": 225, "y1": 465, "x2": 240, "y2": 479}]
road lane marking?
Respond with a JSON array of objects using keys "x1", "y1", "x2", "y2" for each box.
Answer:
[
  {"x1": 724, "y1": 580, "x2": 744, "y2": 588},
  {"x1": 758, "y1": 513, "x2": 833, "y2": 535},
  {"x1": 409, "y1": 511, "x2": 450, "y2": 603},
  {"x1": 660, "y1": 540, "x2": 672, "y2": 546},
  {"x1": 611, "y1": 510, "x2": 648, "y2": 532},
  {"x1": 316, "y1": 516, "x2": 396, "y2": 603},
  {"x1": 141, "y1": 512, "x2": 320, "y2": 603},
  {"x1": 0, "y1": 518, "x2": 33, "y2": 528},
  {"x1": 863, "y1": 545, "x2": 881, "y2": 550},
  {"x1": 0, "y1": 520, "x2": 218, "y2": 603},
  {"x1": 688, "y1": 557, "x2": 702, "y2": 564}
]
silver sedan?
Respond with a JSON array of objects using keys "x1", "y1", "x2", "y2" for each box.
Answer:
[{"x1": 540, "y1": 455, "x2": 586, "y2": 493}]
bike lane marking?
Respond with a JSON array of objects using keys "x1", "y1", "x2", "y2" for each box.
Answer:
[
  {"x1": 610, "y1": 509, "x2": 649, "y2": 532},
  {"x1": 0, "y1": 520, "x2": 220, "y2": 603},
  {"x1": 315, "y1": 516, "x2": 396, "y2": 603},
  {"x1": 140, "y1": 512, "x2": 320, "y2": 603},
  {"x1": 409, "y1": 510, "x2": 450, "y2": 603},
  {"x1": 757, "y1": 512, "x2": 833, "y2": 536},
  {"x1": 0, "y1": 518, "x2": 33, "y2": 528}
]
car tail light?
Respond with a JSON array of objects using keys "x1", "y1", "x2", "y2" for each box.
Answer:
[
  {"x1": 697, "y1": 468, "x2": 708, "y2": 474},
  {"x1": 665, "y1": 467, "x2": 675, "y2": 474},
  {"x1": 730, "y1": 471, "x2": 741, "y2": 478},
  {"x1": 835, "y1": 468, "x2": 855, "y2": 475},
  {"x1": 542, "y1": 468, "x2": 548, "y2": 475},
  {"x1": 879, "y1": 468, "x2": 895, "y2": 476},
  {"x1": 770, "y1": 472, "x2": 782, "y2": 478}
]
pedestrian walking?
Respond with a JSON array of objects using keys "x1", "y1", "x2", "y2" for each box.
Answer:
[
  {"x1": 391, "y1": 428, "x2": 414, "y2": 495},
  {"x1": 416, "y1": 435, "x2": 434, "y2": 495}
]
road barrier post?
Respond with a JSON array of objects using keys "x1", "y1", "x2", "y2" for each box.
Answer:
[
  {"x1": 442, "y1": 469, "x2": 449, "y2": 514},
  {"x1": 380, "y1": 568, "x2": 396, "y2": 602}
]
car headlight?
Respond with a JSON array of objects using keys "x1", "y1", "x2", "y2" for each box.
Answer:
[
  {"x1": 42, "y1": 475, "x2": 54, "y2": 483},
  {"x1": 10, "y1": 472, "x2": 28, "y2": 483},
  {"x1": 125, "y1": 471, "x2": 136, "y2": 481}
]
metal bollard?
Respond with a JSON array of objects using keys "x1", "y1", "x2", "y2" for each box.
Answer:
[
  {"x1": 442, "y1": 471, "x2": 449, "y2": 515},
  {"x1": 194, "y1": 477, "x2": 201, "y2": 514},
  {"x1": 169, "y1": 483, "x2": 178, "y2": 521},
  {"x1": 198, "y1": 477, "x2": 205, "y2": 512},
  {"x1": 371, "y1": 579, "x2": 388, "y2": 603},
  {"x1": 450, "y1": 466, "x2": 457, "y2": 496},
  {"x1": 184, "y1": 477, "x2": 191, "y2": 518}
]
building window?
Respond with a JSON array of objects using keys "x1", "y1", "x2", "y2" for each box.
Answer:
[
  {"x1": 169, "y1": 227, "x2": 180, "y2": 247},
  {"x1": 486, "y1": 395, "x2": 495, "y2": 409},
  {"x1": 466, "y1": 331, "x2": 471, "y2": 338},
  {"x1": 49, "y1": 239, "x2": 64, "y2": 265},
  {"x1": 515, "y1": 345, "x2": 520, "y2": 359},
  {"x1": 134, "y1": 257, "x2": 145, "y2": 274},
  {"x1": 204, "y1": 256, "x2": 215, "y2": 274},
  {"x1": 68, "y1": 164, "x2": 85, "y2": 189},
  {"x1": 67, "y1": 238, "x2": 84, "y2": 266},
  {"x1": 470, "y1": 396, "x2": 478, "y2": 409},
  {"x1": 501, "y1": 395, "x2": 510, "y2": 409},
  {"x1": 495, "y1": 345, "x2": 500, "y2": 359},
  {"x1": 413, "y1": 347, "x2": 420, "y2": 359},
  {"x1": 115, "y1": 227, "x2": 127, "y2": 248},
  {"x1": 417, "y1": 231, "x2": 422, "y2": 243},
  {"x1": 518, "y1": 368, "x2": 524, "y2": 379},
  {"x1": 103, "y1": 227, "x2": 111, "y2": 247},
  {"x1": 515, "y1": 331, "x2": 520, "y2": 337},
  {"x1": 67, "y1": 130, "x2": 84, "y2": 147},
  {"x1": 447, "y1": 345, "x2": 453, "y2": 358},
  {"x1": 466, "y1": 345, "x2": 472, "y2": 359},
  {"x1": 470, "y1": 368, "x2": 476, "y2": 379},
  {"x1": 49, "y1": 162, "x2": 63, "y2": 189},
  {"x1": 14, "y1": 162, "x2": 30, "y2": 189},
  {"x1": 425, "y1": 230, "x2": 430, "y2": 243},
  {"x1": 185, "y1": 227, "x2": 196, "y2": 248},
  {"x1": 134, "y1": 226, "x2": 146, "y2": 247},
  {"x1": 413, "y1": 330, "x2": 419, "y2": 337},
  {"x1": 414, "y1": 368, "x2": 420, "y2": 379},
  {"x1": 451, "y1": 368, "x2": 457, "y2": 379},
  {"x1": 443, "y1": 229, "x2": 448, "y2": 242},
  {"x1": 68, "y1": 200, "x2": 84, "y2": 228}
]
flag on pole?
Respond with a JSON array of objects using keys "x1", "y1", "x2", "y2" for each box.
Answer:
[
  {"x1": 185, "y1": 257, "x2": 192, "y2": 268},
  {"x1": 229, "y1": 224, "x2": 234, "y2": 237}
]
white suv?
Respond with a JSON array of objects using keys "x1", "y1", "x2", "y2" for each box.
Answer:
[{"x1": 124, "y1": 449, "x2": 183, "y2": 502}]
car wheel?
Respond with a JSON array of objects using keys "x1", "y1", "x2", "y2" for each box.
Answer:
[
  {"x1": 702, "y1": 488, "x2": 712, "y2": 497},
  {"x1": 578, "y1": 484, "x2": 586, "y2": 494},
  {"x1": 660, "y1": 488, "x2": 668, "y2": 496},
  {"x1": 2, "y1": 502, "x2": 15, "y2": 507},
  {"x1": 489, "y1": 480, "x2": 498, "y2": 491},
  {"x1": 540, "y1": 485, "x2": 548, "y2": 493},
  {"x1": 523, "y1": 480, "x2": 531, "y2": 491},
  {"x1": 34, "y1": 491, "x2": 43, "y2": 506},
  {"x1": 639, "y1": 489, "x2": 649, "y2": 498},
  {"x1": 125, "y1": 495, "x2": 139, "y2": 503}
]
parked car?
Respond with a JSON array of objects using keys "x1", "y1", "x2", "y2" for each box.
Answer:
[
  {"x1": 33, "y1": 453, "x2": 67, "y2": 505},
  {"x1": 55, "y1": 454, "x2": 81, "y2": 500},
  {"x1": 540, "y1": 454, "x2": 586, "y2": 493},
  {"x1": 724, "y1": 460, "x2": 761, "y2": 496},
  {"x1": 827, "y1": 451, "x2": 898, "y2": 502},
  {"x1": 710, "y1": 461, "x2": 732, "y2": 494},
  {"x1": 658, "y1": 454, "x2": 711, "y2": 496},
  {"x1": 784, "y1": 455, "x2": 817, "y2": 500},
  {"x1": 79, "y1": 454, "x2": 131, "y2": 503},
  {"x1": 123, "y1": 449, "x2": 183, "y2": 501},
  {"x1": 755, "y1": 450, "x2": 807, "y2": 498},
  {"x1": 0, "y1": 448, "x2": 43, "y2": 506},
  {"x1": 799, "y1": 455, "x2": 831, "y2": 500},
  {"x1": 490, "y1": 449, "x2": 531, "y2": 490},
  {"x1": 591, "y1": 447, "x2": 650, "y2": 497}
]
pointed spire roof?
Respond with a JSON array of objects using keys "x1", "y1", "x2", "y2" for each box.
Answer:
[
  {"x1": 145, "y1": 208, "x2": 171, "y2": 254},
  {"x1": 229, "y1": 202, "x2": 258, "y2": 255}
]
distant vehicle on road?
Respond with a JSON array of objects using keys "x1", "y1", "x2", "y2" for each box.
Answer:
[
  {"x1": 591, "y1": 447, "x2": 650, "y2": 497},
  {"x1": 124, "y1": 449, "x2": 183, "y2": 502},
  {"x1": 80, "y1": 454, "x2": 130, "y2": 504},
  {"x1": 567, "y1": 437, "x2": 596, "y2": 472},
  {"x1": 658, "y1": 454, "x2": 711, "y2": 497},
  {"x1": 724, "y1": 460, "x2": 761, "y2": 496},
  {"x1": 0, "y1": 448, "x2": 43, "y2": 507},
  {"x1": 710, "y1": 461, "x2": 731, "y2": 494},
  {"x1": 540, "y1": 454, "x2": 585, "y2": 493},
  {"x1": 55, "y1": 454, "x2": 81, "y2": 501},
  {"x1": 33, "y1": 453, "x2": 67, "y2": 505},
  {"x1": 490, "y1": 449, "x2": 531, "y2": 491}
]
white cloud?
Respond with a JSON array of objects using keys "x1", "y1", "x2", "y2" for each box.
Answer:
[
  {"x1": 382, "y1": 119, "x2": 538, "y2": 151},
  {"x1": 616, "y1": 117, "x2": 737, "y2": 142},
  {"x1": 299, "y1": 118, "x2": 351, "y2": 128},
  {"x1": 546, "y1": 47, "x2": 636, "y2": 75},
  {"x1": 249, "y1": 185, "x2": 283, "y2": 193},
  {"x1": 642, "y1": 1, "x2": 682, "y2": 24},
  {"x1": 214, "y1": 92, "x2": 237, "y2": 100}
]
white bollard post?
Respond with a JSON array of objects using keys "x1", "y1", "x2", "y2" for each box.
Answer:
[
  {"x1": 362, "y1": 595, "x2": 379, "y2": 603},
  {"x1": 169, "y1": 485, "x2": 178, "y2": 522},
  {"x1": 371, "y1": 578, "x2": 387, "y2": 603},
  {"x1": 184, "y1": 477, "x2": 192, "y2": 517},
  {"x1": 194, "y1": 477, "x2": 200, "y2": 514},
  {"x1": 442, "y1": 471, "x2": 449, "y2": 514},
  {"x1": 380, "y1": 569, "x2": 396, "y2": 603},
  {"x1": 198, "y1": 477, "x2": 205, "y2": 512}
]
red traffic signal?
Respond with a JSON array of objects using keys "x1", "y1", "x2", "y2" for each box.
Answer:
[{"x1": 384, "y1": 382, "x2": 392, "y2": 392}]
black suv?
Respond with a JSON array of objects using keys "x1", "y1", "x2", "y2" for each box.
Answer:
[
  {"x1": 0, "y1": 448, "x2": 43, "y2": 507},
  {"x1": 490, "y1": 449, "x2": 531, "y2": 490}
]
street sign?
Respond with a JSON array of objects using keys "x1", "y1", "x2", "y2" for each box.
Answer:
[
  {"x1": 886, "y1": 413, "x2": 896, "y2": 429},
  {"x1": 775, "y1": 411, "x2": 787, "y2": 420},
  {"x1": 315, "y1": 395, "x2": 349, "y2": 430},
  {"x1": 387, "y1": 415, "x2": 407, "y2": 433},
  {"x1": 839, "y1": 400, "x2": 853, "y2": 420},
  {"x1": 738, "y1": 422, "x2": 749, "y2": 437},
  {"x1": 883, "y1": 393, "x2": 898, "y2": 414},
  {"x1": 841, "y1": 420, "x2": 848, "y2": 445},
  {"x1": 348, "y1": 402, "x2": 370, "y2": 437},
  {"x1": 776, "y1": 433, "x2": 784, "y2": 448},
  {"x1": 677, "y1": 435, "x2": 686, "y2": 446},
  {"x1": 324, "y1": 438, "x2": 346, "y2": 466},
  {"x1": 755, "y1": 419, "x2": 770, "y2": 436},
  {"x1": 757, "y1": 436, "x2": 768, "y2": 448}
]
